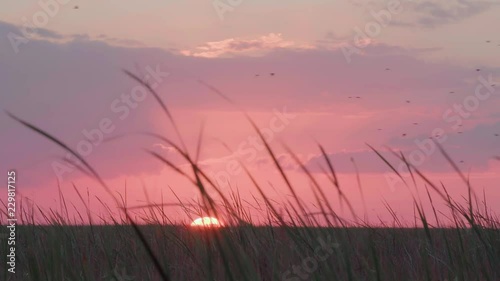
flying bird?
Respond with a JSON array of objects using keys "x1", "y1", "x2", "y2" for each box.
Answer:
[
  {"x1": 476, "y1": 69, "x2": 481, "y2": 72},
  {"x1": 74, "y1": 5, "x2": 79, "y2": 9},
  {"x1": 270, "y1": 73, "x2": 275, "y2": 76},
  {"x1": 402, "y1": 133, "x2": 407, "y2": 137},
  {"x1": 406, "y1": 100, "x2": 411, "y2": 103}
]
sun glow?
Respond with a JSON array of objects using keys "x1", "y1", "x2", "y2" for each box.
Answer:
[{"x1": 190, "y1": 217, "x2": 222, "y2": 228}]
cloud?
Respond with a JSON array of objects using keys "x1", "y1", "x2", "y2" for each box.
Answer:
[
  {"x1": 180, "y1": 33, "x2": 314, "y2": 58},
  {"x1": 93, "y1": 34, "x2": 146, "y2": 48},
  {"x1": 32, "y1": 27, "x2": 64, "y2": 39},
  {"x1": 306, "y1": 121, "x2": 500, "y2": 174},
  {"x1": 393, "y1": 0, "x2": 499, "y2": 28},
  {"x1": 0, "y1": 20, "x2": 64, "y2": 40},
  {"x1": 0, "y1": 20, "x2": 145, "y2": 52},
  {"x1": 350, "y1": 0, "x2": 497, "y2": 28},
  {"x1": 153, "y1": 143, "x2": 176, "y2": 153}
]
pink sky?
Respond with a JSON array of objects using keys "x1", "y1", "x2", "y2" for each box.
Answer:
[{"x1": 1, "y1": 0, "x2": 499, "y2": 225}]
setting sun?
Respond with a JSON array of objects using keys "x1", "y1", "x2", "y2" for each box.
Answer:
[{"x1": 190, "y1": 217, "x2": 222, "y2": 228}]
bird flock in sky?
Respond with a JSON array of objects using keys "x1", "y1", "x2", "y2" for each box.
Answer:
[
  {"x1": 65, "y1": 8, "x2": 500, "y2": 163},
  {"x1": 249, "y1": 40, "x2": 499, "y2": 164}
]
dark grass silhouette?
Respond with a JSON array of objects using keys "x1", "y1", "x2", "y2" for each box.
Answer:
[{"x1": 1, "y1": 71, "x2": 499, "y2": 280}]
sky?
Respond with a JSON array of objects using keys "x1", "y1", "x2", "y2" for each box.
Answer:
[{"x1": 1, "y1": 0, "x2": 500, "y2": 225}]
